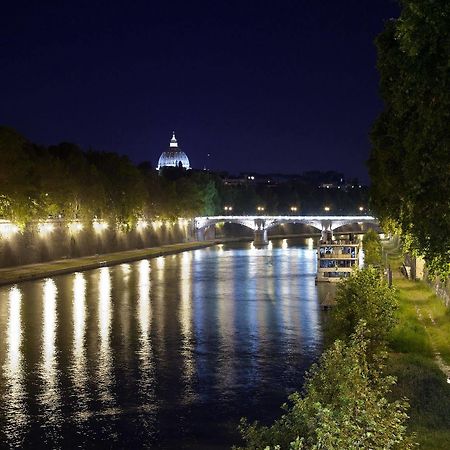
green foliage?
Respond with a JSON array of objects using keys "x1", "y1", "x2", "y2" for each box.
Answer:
[
  {"x1": 236, "y1": 323, "x2": 416, "y2": 450},
  {"x1": 363, "y1": 229, "x2": 383, "y2": 266},
  {"x1": 330, "y1": 268, "x2": 399, "y2": 354},
  {"x1": 0, "y1": 127, "x2": 222, "y2": 223},
  {"x1": 368, "y1": 0, "x2": 450, "y2": 278}
]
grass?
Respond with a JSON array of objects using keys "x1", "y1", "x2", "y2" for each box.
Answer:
[{"x1": 386, "y1": 249, "x2": 450, "y2": 449}]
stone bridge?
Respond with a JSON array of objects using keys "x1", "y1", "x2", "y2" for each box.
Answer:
[{"x1": 194, "y1": 215, "x2": 379, "y2": 245}]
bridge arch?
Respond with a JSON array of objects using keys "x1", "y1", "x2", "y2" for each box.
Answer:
[{"x1": 194, "y1": 215, "x2": 379, "y2": 246}]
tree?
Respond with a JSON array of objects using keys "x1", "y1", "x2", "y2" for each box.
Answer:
[
  {"x1": 0, "y1": 127, "x2": 39, "y2": 224},
  {"x1": 236, "y1": 323, "x2": 416, "y2": 450},
  {"x1": 363, "y1": 229, "x2": 383, "y2": 266},
  {"x1": 330, "y1": 267, "x2": 398, "y2": 354},
  {"x1": 368, "y1": 0, "x2": 450, "y2": 277}
]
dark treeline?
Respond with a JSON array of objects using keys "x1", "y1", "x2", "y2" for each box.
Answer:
[{"x1": 0, "y1": 126, "x2": 368, "y2": 226}]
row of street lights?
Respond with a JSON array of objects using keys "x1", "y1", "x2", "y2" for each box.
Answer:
[{"x1": 223, "y1": 205, "x2": 366, "y2": 214}]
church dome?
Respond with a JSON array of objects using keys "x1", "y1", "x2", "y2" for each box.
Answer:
[{"x1": 157, "y1": 132, "x2": 191, "y2": 170}]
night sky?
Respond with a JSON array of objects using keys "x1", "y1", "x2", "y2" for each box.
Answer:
[{"x1": 1, "y1": 0, "x2": 399, "y2": 181}]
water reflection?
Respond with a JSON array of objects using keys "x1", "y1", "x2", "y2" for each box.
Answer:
[
  {"x1": 137, "y1": 260, "x2": 153, "y2": 393},
  {"x1": 40, "y1": 278, "x2": 61, "y2": 438},
  {"x1": 72, "y1": 272, "x2": 89, "y2": 417},
  {"x1": 179, "y1": 251, "x2": 196, "y2": 401},
  {"x1": 97, "y1": 267, "x2": 114, "y2": 405},
  {"x1": 3, "y1": 286, "x2": 27, "y2": 445},
  {"x1": 0, "y1": 238, "x2": 323, "y2": 449}
]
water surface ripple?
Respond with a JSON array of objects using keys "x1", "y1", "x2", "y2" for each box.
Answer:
[{"x1": 0, "y1": 239, "x2": 324, "y2": 449}]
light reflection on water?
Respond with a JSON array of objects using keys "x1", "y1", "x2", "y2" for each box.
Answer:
[
  {"x1": 0, "y1": 239, "x2": 325, "y2": 449},
  {"x1": 97, "y1": 267, "x2": 115, "y2": 407},
  {"x1": 3, "y1": 286, "x2": 27, "y2": 447},
  {"x1": 72, "y1": 272, "x2": 89, "y2": 418},
  {"x1": 39, "y1": 278, "x2": 61, "y2": 443}
]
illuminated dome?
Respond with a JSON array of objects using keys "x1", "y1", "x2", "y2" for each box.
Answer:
[{"x1": 157, "y1": 132, "x2": 191, "y2": 170}]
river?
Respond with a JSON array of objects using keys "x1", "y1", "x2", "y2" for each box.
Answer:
[{"x1": 0, "y1": 238, "x2": 326, "y2": 449}]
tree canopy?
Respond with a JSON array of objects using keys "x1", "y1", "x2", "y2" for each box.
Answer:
[{"x1": 368, "y1": 0, "x2": 450, "y2": 277}]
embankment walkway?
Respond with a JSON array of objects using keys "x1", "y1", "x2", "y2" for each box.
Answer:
[{"x1": 0, "y1": 240, "x2": 222, "y2": 286}]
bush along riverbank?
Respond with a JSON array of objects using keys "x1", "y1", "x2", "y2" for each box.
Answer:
[
  {"x1": 384, "y1": 243, "x2": 450, "y2": 449},
  {"x1": 235, "y1": 267, "x2": 418, "y2": 449}
]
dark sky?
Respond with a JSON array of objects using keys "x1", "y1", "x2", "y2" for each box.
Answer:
[{"x1": 1, "y1": 0, "x2": 399, "y2": 181}]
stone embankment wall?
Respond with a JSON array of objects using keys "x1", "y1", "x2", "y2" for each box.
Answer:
[{"x1": 0, "y1": 220, "x2": 192, "y2": 268}]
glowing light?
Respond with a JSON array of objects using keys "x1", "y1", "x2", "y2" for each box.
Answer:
[
  {"x1": 4, "y1": 286, "x2": 27, "y2": 441},
  {"x1": 73, "y1": 273, "x2": 86, "y2": 361},
  {"x1": 93, "y1": 220, "x2": 108, "y2": 232},
  {"x1": 98, "y1": 267, "x2": 113, "y2": 403},
  {"x1": 156, "y1": 256, "x2": 165, "y2": 269},
  {"x1": 40, "y1": 278, "x2": 61, "y2": 421},
  {"x1": 38, "y1": 222, "x2": 55, "y2": 234},
  {"x1": 7, "y1": 286, "x2": 22, "y2": 375},
  {"x1": 69, "y1": 222, "x2": 84, "y2": 233},
  {"x1": 324, "y1": 206, "x2": 331, "y2": 212},
  {"x1": 137, "y1": 219, "x2": 148, "y2": 230},
  {"x1": 281, "y1": 239, "x2": 288, "y2": 249},
  {"x1": 71, "y1": 272, "x2": 89, "y2": 415},
  {"x1": 307, "y1": 237, "x2": 314, "y2": 250},
  {"x1": 224, "y1": 206, "x2": 233, "y2": 211},
  {"x1": 359, "y1": 206, "x2": 364, "y2": 212},
  {"x1": 137, "y1": 259, "x2": 153, "y2": 392},
  {"x1": 43, "y1": 279, "x2": 57, "y2": 369},
  {"x1": 138, "y1": 260, "x2": 151, "y2": 336},
  {"x1": 0, "y1": 222, "x2": 19, "y2": 237},
  {"x1": 290, "y1": 206, "x2": 298, "y2": 212},
  {"x1": 257, "y1": 206, "x2": 265, "y2": 212}
]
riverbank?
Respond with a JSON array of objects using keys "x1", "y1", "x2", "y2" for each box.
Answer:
[
  {"x1": 0, "y1": 240, "x2": 225, "y2": 286},
  {"x1": 386, "y1": 248, "x2": 450, "y2": 449},
  {"x1": 0, "y1": 234, "x2": 320, "y2": 286}
]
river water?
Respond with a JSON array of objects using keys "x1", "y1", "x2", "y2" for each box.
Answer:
[{"x1": 0, "y1": 238, "x2": 325, "y2": 449}]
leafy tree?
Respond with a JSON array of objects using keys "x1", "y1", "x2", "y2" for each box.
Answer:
[
  {"x1": 330, "y1": 267, "x2": 398, "y2": 354},
  {"x1": 0, "y1": 126, "x2": 40, "y2": 224},
  {"x1": 236, "y1": 323, "x2": 416, "y2": 450},
  {"x1": 368, "y1": 0, "x2": 450, "y2": 277},
  {"x1": 363, "y1": 229, "x2": 383, "y2": 266}
]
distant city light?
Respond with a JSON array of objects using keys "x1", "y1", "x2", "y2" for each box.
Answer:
[
  {"x1": 93, "y1": 220, "x2": 108, "y2": 232},
  {"x1": 324, "y1": 206, "x2": 331, "y2": 212},
  {"x1": 38, "y1": 222, "x2": 55, "y2": 235}
]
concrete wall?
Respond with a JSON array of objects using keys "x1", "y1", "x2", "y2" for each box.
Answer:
[{"x1": 0, "y1": 220, "x2": 191, "y2": 268}]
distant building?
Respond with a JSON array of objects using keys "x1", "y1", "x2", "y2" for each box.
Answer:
[{"x1": 157, "y1": 132, "x2": 191, "y2": 171}]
